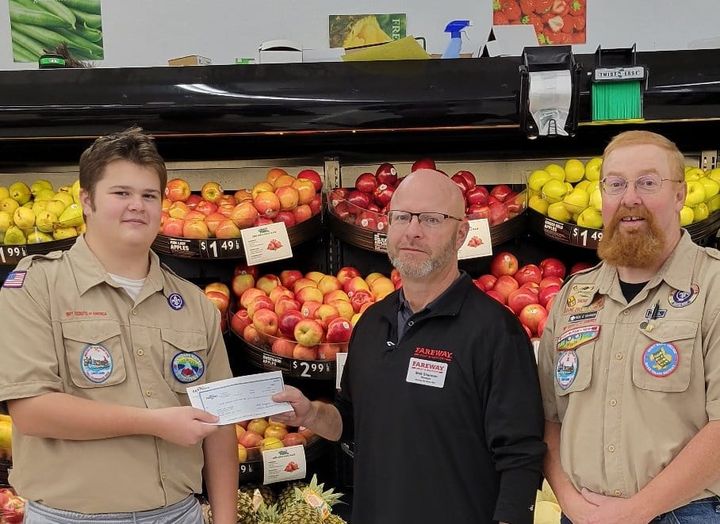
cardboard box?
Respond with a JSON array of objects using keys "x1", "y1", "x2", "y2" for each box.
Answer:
[
  {"x1": 168, "y1": 55, "x2": 212, "y2": 67},
  {"x1": 258, "y1": 40, "x2": 303, "y2": 64}
]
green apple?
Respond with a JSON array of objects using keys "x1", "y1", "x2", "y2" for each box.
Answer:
[
  {"x1": 529, "y1": 194, "x2": 549, "y2": 215},
  {"x1": 585, "y1": 157, "x2": 603, "y2": 181},
  {"x1": 685, "y1": 181, "x2": 706, "y2": 207},
  {"x1": 699, "y1": 176, "x2": 720, "y2": 200},
  {"x1": 564, "y1": 159, "x2": 585, "y2": 183},
  {"x1": 685, "y1": 167, "x2": 704, "y2": 181},
  {"x1": 562, "y1": 189, "x2": 590, "y2": 214},
  {"x1": 528, "y1": 170, "x2": 551, "y2": 192},
  {"x1": 679, "y1": 206, "x2": 694, "y2": 226},
  {"x1": 693, "y1": 202, "x2": 710, "y2": 223},
  {"x1": 708, "y1": 194, "x2": 720, "y2": 214},
  {"x1": 544, "y1": 164, "x2": 566, "y2": 182},
  {"x1": 542, "y1": 179, "x2": 569, "y2": 203},
  {"x1": 590, "y1": 188, "x2": 602, "y2": 211},
  {"x1": 547, "y1": 201, "x2": 571, "y2": 223},
  {"x1": 576, "y1": 207, "x2": 603, "y2": 229}
]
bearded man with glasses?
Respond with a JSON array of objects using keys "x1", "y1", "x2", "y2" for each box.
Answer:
[
  {"x1": 539, "y1": 130, "x2": 720, "y2": 523},
  {"x1": 273, "y1": 169, "x2": 545, "y2": 524}
]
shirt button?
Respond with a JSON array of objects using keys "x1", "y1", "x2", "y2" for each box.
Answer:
[
  {"x1": 609, "y1": 399, "x2": 617, "y2": 407},
  {"x1": 608, "y1": 444, "x2": 616, "y2": 453},
  {"x1": 614, "y1": 490, "x2": 622, "y2": 497},
  {"x1": 161, "y1": 473, "x2": 167, "y2": 480},
  {"x1": 131, "y1": 309, "x2": 137, "y2": 316},
  {"x1": 137, "y1": 349, "x2": 144, "y2": 356},
  {"x1": 622, "y1": 310, "x2": 629, "y2": 316},
  {"x1": 408, "y1": 320, "x2": 414, "y2": 327},
  {"x1": 616, "y1": 353, "x2": 624, "y2": 360},
  {"x1": 145, "y1": 390, "x2": 152, "y2": 397}
]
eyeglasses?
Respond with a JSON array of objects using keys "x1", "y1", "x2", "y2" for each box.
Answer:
[
  {"x1": 387, "y1": 210, "x2": 463, "y2": 228},
  {"x1": 600, "y1": 174, "x2": 683, "y2": 196}
]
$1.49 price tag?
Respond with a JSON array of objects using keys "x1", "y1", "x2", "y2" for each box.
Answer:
[{"x1": 198, "y1": 238, "x2": 244, "y2": 258}]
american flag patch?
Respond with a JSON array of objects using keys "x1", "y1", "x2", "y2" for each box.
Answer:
[{"x1": 3, "y1": 271, "x2": 26, "y2": 288}]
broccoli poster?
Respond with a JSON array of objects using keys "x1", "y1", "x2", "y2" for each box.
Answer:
[
  {"x1": 329, "y1": 14, "x2": 407, "y2": 49},
  {"x1": 8, "y1": 0, "x2": 103, "y2": 63}
]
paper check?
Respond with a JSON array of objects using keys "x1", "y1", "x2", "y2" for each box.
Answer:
[{"x1": 186, "y1": 371, "x2": 292, "y2": 425}]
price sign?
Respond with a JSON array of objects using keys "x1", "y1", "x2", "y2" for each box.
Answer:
[
  {"x1": 198, "y1": 239, "x2": 244, "y2": 259},
  {"x1": 0, "y1": 246, "x2": 27, "y2": 265},
  {"x1": 542, "y1": 218, "x2": 601, "y2": 249},
  {"x1": 239, "y1": 462, "x2": 256, "y2": 476},
  {"x1": 290, "y1": 359, "x2": 335, "y2": 380},
  {"x1": 569, "y1": 226, "x2": 603, "y2": 249},
  {"x1": 167, "y1": 237, "x2": 195, "y2": 257},
  {"x1": 373, "y1": 233, "x2": 387, "y2": 252}
]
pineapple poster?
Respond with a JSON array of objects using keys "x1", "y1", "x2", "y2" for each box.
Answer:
[
  {"x1": 8, "y1": 0, "x2": 104, "y2": 63},
  {"x1": 329, "y1": 14, "x2": 407, "y2": 49},
  {"x1": 492, "y1": 0, "x2": 586, "y2": 45}
]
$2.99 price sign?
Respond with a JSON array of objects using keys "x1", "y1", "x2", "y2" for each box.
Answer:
[{"x1": 290, "y1": 360, "x2": 334, "y2": 379}]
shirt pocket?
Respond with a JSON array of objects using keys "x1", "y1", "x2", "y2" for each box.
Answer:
[
  {"x1": 161, "y1": 328, "x2": 209, "y2": 394},
  {"x1": 554, "y1": 343, "x2": 595, "y2": 397},
  {"x1": 62, "y1": 320, "x2": 127, "y2": 388},
  {"x1": 632, "y1": 320, "x2": 698, "y2": 393}
]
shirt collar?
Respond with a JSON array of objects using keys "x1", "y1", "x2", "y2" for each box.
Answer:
[
  {"x1": 69, "y1": 235, "x2": 165, "y2": 296},
  {"x1": 393, "y1": 271, "x2": 470, "y2": 319},
  {"x1": 597, "y1": 229, "x2": 697, "y2": 295}
]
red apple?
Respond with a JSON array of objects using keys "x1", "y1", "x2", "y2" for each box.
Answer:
[
  {"x1": 269, "y1": 286, "x2": 294, "y2": 304},
  {"x1": 570, "y1": 261, "x2": 593, "y2": 275},
  {"x1": 297, "y1": 169, "x2": 323, "y2": 192},
  {"x1": 300, "y1": 300, "x2": 323, "y2": 319},
  {"x1": 319, "y1": 343, "x2": 343, "y2": 361},
  {"x1": 539, "y1": 276, "x2": 564, "y2": 290},
  {"x1": 276, "y1": 186, "x2": 300, "y2": 211},
  {"x1": 308, "y1": 195, "x2": 322, "y2": 216},
  {"x1": 274, "y1": 210, "x2": 297, "y2": 228},
  {"x1": 317, "y1": 275, "x2": 342, "y2": 295},
  {"x1": 507, "y1": 287, "x2": 538, "y2": 315},
  {"x1": 356, "y1": 211, "x2": 377, "y2": 231},
  {"x1": 256, "y1": 274, "x2": 280, "y2": 295},
  {"x1": 456, "y1": 170, "x2": 477, "y2": 189},
  {"x1": 296, "y1": 286, "x2": 324, "y2": 304},
  {"x1": 519, "y1": 304, "x2": 548, "y2": 336},
  {"x1": 336, "y1": 266, "x2": 361, "y2": 286},
  {"x1": 485, "y1": 289, "x2": 506, "y2": 305},
  {"x1": 314, "y1": 304, "x2": 340, "y2": 328},
  {"x1": 201, "y1": 181, "x2": 224, "y2": 203},
  {"x1": 205, "y1": 212, "x2": 226, "y2": 235},
  {"x1": 488, "y1": 202, "x2": 509, "y2": 226},
  {"x1": 168, "y1": 201, "x2": 190, "y2": 220},
  {"x1": 347, "y1": 190, "x2": 371, "y2": 209},
  {"x1": 451, "y1": 173, "x2": 471, "y2": 194},
  {"x1": 490, "y1": 184, "x2": 513, "y2": 203},
  {"x1": 278, "y1": 309, "x2": 304, "y2": 338},
  {"x1": 239, "y1": 430, "x2": 264, "y2": 449},
  {"x1": 242, "y1": 324, "x2": 263, "y2": 345},
  {"x1": 350, "y1": 289, "x2": 374, "y2": 313},
  {"x1": 467, "y1": 204, "x2": 490, "y2": 219},
  {"x1": 293, "y1": 204, "x2": 313, "y2": 224},
  {"x1": 235, "y1": 264, "x2": 259, "y2": 278},
  {"x1": 515, "y1": 264, "x2": 543, "y2": 286},
  {"x1": 273, "y1": 174, "x2": 296, "y2": 189},
  {"x1": 293, "y1": 343, "x2": 318, "y2": 360},
  {"x1": 184, "y1": 210, "x2": 206, "y2": 222},
  {"x1": 253, "y1": 308, "x2": 279, "y2": 336},
  {"x1": 294, "y1": 319, "x2": 324, "y2": 346},
  {"x1": 411, "y1": 158, "x2": 436, "y2": 171},
  {"x1": 326, "y1": 317, "x2": 352, "y2": 343},
  {"x1": 232, "y1": 273, "x2": 255, "y2": 298},
  {"x1": 205, "y1": 290, "x2": 230, "y2": 313},
  {"x1": 343, "y1": 276, "x2": 370, "y2": 296},
  {"x1": 476, "y1": 274, "x2": 497, "y2": 291},
  {"x1": 280, "y1": 269, "x2": 303, "y2": 289},
  {"x1": 293, "y1": 278, "x2": 317, "y2": 292},
  {"x1": 247, "y1": 296, "x2": 274, "y2": 318},
  {"x1": 373, "y1": 184, "x2": 394, "y2": 207},
  {"x1": 165, "y1": 178, "x2": 191, "y2": 202},
  {"x1": 231, "y1": 201, "x2": 259, "y2": 229},
  {"x1": 161, "y1": 217, "x2": 184, "y2": 237},
  {"x1": 183, "y1": 219, "x2": 209, "y2": 239},
  {"x1": 465, "y1": 185, "x2": 489, "y2": 206},
  {"x1": 355, "y1": 173, "x2": 378, "y2": 194},
  {"x1": 240, "y1": 288, "x2": 266, "y2": 309},
  {"x1": 490, "y1": 252, "x2": 519, "y2": 277},
  {"x1": 282, "y1": 432, "x2": 308, "y2": 447},
  {"x1": 540, "y1": 258, "x2": 567, "y2": 279},
  {"x1": 492, "y1": 275, "x2": 520, "y2": 299},
  {"x1": 272, "y1": 337, "x2": 296, "y2": 358},
  {"x1": 538, "y1": 284, "x2": 561, "y2": 308},
  {"x1": 292, "y1": 178, "x2": 316, "y2": 206},
  {"x1": 275, "y1": 298, "x2": 301, "y2": 317},
  {"x1": 330, "y1": 299, "x2": 354, "y2": 321},
  {"x1": 324, "y1": 289, "x2": 350, "y2": 304},
  {"x1": 254, "y1": 191, "x2": 281, "y2": 219},
  {"x1": 231, "y1": 309, "x2": 252, "y2": 335},
  {"x1": 215, "y1": 219, "x2": 241, "y2": 239},
  {"x1": 375, "y1": 163, "x2": 398, "y2": 186}
]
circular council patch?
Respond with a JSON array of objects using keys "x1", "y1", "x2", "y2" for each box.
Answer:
[
  {"x1": 171, "y1": 352, "x2": 205, "y2": 383},
  {"x1": 668, "y1": 284, "x2": 699, "y2": 308},
  {"x1": 167, "y1": 292, "x2": 185, "y2": 311},
  {"x1": 81, "y1": 344, "x2": 113, "y2": 383},
  {"x1": 555, "y1": 351, "x2": 579, "y2": 390},
  {"x1": 642, "y1": 342, "x2": 679, "y2": 377}
]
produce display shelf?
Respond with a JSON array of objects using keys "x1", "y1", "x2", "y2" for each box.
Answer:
[
  {"x1": 0, "y1": 458, "x2": 10, "y2": 487},
  {"x1": 327, "y1": 210, "x2": 527, "y2": 253},
  {"x1": 232, "y1": 332, "x2": 341, "y2": 381},
  {"x1": 0, "y1": 238, "x2": 77, "y2": 267},
  {"x1": 528, "y1": 208, "x2": 720, "y2": 249},
  {"x1": 151, "y1": 214, "x2": 321, "y2": 260},
  {"x1": 238, "y1": 436, "x2": 330, "y2": 484}
]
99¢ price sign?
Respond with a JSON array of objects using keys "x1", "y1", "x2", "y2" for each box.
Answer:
[{"x1": 0, "y1": 246, "x2": 27, "y2": 265}]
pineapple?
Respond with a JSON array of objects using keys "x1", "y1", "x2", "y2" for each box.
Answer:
[
  {"x1": 256, "y1": 503, "x2": 282, "y2": 524},
  {"x1": 236, "y1": 489, "x2": 259, "y2": 524},
  {"x1": 326, "y1": 515, "x2": 348, "y2": 524},
  {"x1": 277, "y1": 480, "x2": 308, "y2": 513},
  {"x1": 278, "y1": 502, "x2": 323, "y2": 524},
  {"x1": 241, "y1": 484, "x2": 277, "y2": 506},
  {"x1": 280, "y1": 475, "x2": 344, "y2": 523}
]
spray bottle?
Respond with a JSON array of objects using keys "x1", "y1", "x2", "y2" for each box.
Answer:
[{"x1": 441, "y1": 20, "x2": 472, "y2": 59}]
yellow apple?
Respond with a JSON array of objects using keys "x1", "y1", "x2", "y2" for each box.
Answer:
[
  {"x1": 708, "y1": 168, "x2": 720, "y2": 185},
  {"x1": 564, "y1": 159, "x2": 585, "y2": 183},
  {"x1": 708, "y1": 194, "x2": 720, "y2": 214},
  {"x1": 684, "y1": 167, "x2": 704, "y2": 181},
  {"x1": 679, "y1": 206, "x2": 694, "y2": 226},
  {"x1": 9, "y1": 182, "x2": 31, "y2": 205},
  {"x1": 585, "y1": 157, "x2": 603, "y2": 181},
  {"x1": 576, "y1": 207, "x2": 603, "y2": 229},
  {"x1": 0, "y1": 187, "x2": 8, "y2": 201},
  {"x1": 699, "y1": 176, "x2": 720, "y2": 200},
  {"x1": 574, "y1": 180, "x2": 591, "y2": 192},
  {"x1": 586, "y1": 180, "x2": 600, "y2": 194},
  {"x1": 685, "y1": 181, "x2": 706, "y2": 207},
  {"x1": 529, "y1": 194, "x2": 549, "y2": 215},
  {"x1": 0, "y1": 197, "x2": 19, "y2": 215},
  {"x1": 544, "y1": 164, "x2": 566, "y2": 182},
  {"x1": 693, "y1": 202, "x2": 710, "y2": 223},
  {"x1": 13, "y1": 207, "x2": 35, "y2": 229},
  {"x1": 589, "y1": 188, "x2": 602, "y2": 211},
  {"x1": 562, "y1": 189, "x2": 589, "y2": 214},
  {"x1": 547, "y1": 201, "x2": 571, "y2": 223},
  {"x1": 528, "y1": 170, "x2": 551, "y2": 192},
  {"x1": 542, "y1": 179, "x2": 568, "y2": 204},
  {"x1": 0, "y1": 211, "x2": 11, "y2": 233}
]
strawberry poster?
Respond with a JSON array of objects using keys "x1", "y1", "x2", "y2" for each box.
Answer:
[{"x1": 493, "y1": 0, "x2": 586, "y2": 45}]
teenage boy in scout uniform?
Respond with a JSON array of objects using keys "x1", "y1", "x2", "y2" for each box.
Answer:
[
  {"x1": 539, "y1": 130, "x2": 720, "y2": 523},
  {"x1": 0, "y1": 128, "x2": 237, "y2": 523}
]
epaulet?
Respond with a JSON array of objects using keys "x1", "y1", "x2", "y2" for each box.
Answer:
[
  {"x1": 13, "y1": 250, "x2": 64, "y2": 271},
  {"x1": 703, "y1": 246, "x2": 720, "y2": 261}
]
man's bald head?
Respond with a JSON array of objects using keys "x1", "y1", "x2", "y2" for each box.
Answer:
[{"x1": 390, "y1": 169, "x2": 466, "y2": 217}]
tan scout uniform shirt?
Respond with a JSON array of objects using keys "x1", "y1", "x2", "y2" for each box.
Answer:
[
  {"x1": 539, "y1": 231, "x2": 720, "y2": 502},
  {"x1": 0, "y1": 236, "x2": 232, "y2": 513}
]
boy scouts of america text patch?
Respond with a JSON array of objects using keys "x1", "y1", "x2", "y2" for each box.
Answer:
[{"x1": 172, "y1": 352, "x2": 205, "y2": 383}]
